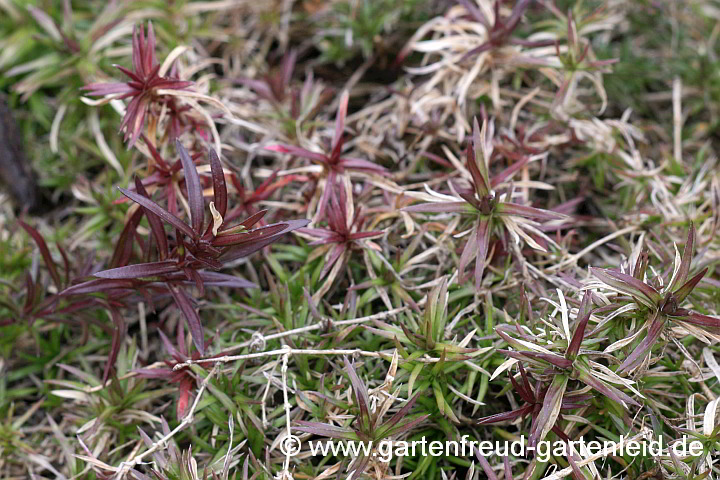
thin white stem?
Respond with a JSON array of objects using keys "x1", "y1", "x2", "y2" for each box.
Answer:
[
  {"x1": 205, "y1": 305, "x2": 414, "y2": 356},
  {"x1": 281, "y1": 349, "x2": 291, "y2": 473},
  {"x1": 672, "y1": 76, "x2": 683, "y2": 163},
  {"x1": 173, "y1": 348, "x2": 387, "y2": 370},
  {"x1": 172, "y1": 345, "x2": 460, "y2": 371}
]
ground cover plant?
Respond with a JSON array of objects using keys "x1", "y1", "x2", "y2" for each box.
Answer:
[{"x1": 1, "y1": 1, "x2": 720, "y2": 479}]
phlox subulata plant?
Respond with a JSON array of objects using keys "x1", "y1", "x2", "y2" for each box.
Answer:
[
  {"x1": 4, "y1": 2, "x2": 720, "y2": 480},
  {"x1": 294, "y1": 357, "x2": 428, "y2": 480},
  {"x1": 490, "y1": 291, "x2": 641, "y2": 447},
  {"x1": 588, "y1": 224, "x2": 720, "y2": 373},
  {"x1": 83, "y1": 23, "x2": 195, "y2": 148},
  {"x1": 266, "y1": 91, "x2": 389, "y2": 221},
  {"x1": 296, "y1": 180, "x2": 384, "y2": 301},
  {"x1": 70, "y1": 140, "x2": 309, "y2": 354},
  {"x1": 12, "y1": 140, "x2": 308, "y2": 381},
  {"x1": 456, "y1": 0, "x2": 555, "y2": 61},
  {"x1": 366, "y1": 278, "x2": 482, "y2": 422},
  {"x1": 403, "y1": 118, "x2": 566, "y2": 288},
  {"x1": 82, "y1": 20, "x2": 225, "y2": 152}
]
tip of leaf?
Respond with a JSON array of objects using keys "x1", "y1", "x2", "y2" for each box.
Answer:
[{"x1": 265, "y1": 145, "x2": 289, "y2": 152}]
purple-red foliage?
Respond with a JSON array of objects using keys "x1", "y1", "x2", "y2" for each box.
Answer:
[{"x1": 83, "y1": 22, "x2": 194, "y2": 148}]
